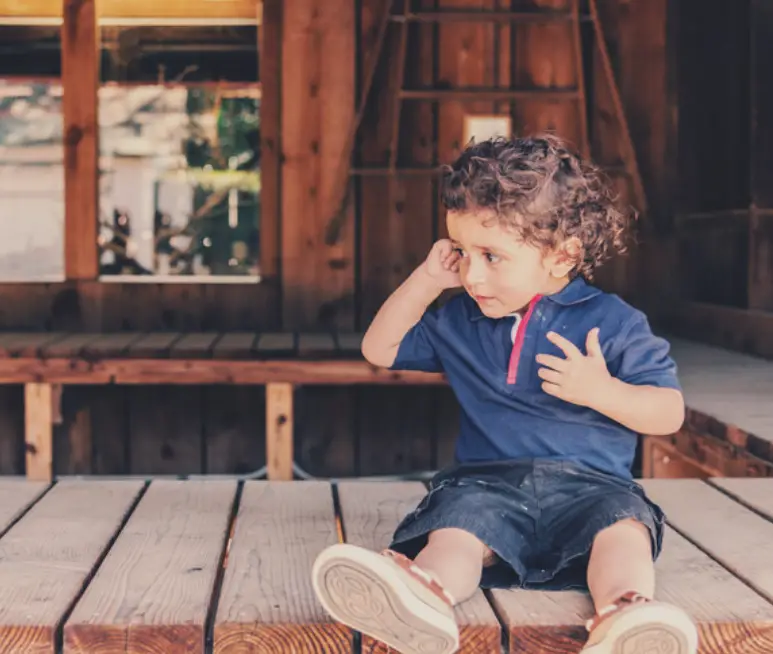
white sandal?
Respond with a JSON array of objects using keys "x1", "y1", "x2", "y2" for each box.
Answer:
[{"x1": 312, "y1": 543, "x2": 459, "y2": 654}]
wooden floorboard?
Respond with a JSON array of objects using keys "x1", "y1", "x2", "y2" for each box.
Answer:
[
  {"x1": 642, "y1": 480, "x2": 773, "y2": 608},
  {"x1": 336, "y1": 481, "x2": 502, "y2": 653},
  {"x1": 64, "y1": 480, "x2": 236, "y2": 654},
  {"x1": 213, "y1": 481, "x2": 350, "y2": 653},
  {"x1": 0, "y1": 479, "x2": 48, "y2": 533},
  {"x1": 0, "y1": 480, "x2": 143, "y2": 652}
]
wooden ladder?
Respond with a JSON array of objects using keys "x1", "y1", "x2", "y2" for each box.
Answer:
[{"x1": 326, "y1": 0, "x2": 648, "y2": 242}]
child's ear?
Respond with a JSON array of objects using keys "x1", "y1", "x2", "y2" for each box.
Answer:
[{"x1": 550, "y1": 237, "x2": 583, "y2": 277}]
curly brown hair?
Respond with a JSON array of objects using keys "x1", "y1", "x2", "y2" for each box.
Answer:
[{"x1": 440, "y1": 134, "x2": 632, "y2": 279}]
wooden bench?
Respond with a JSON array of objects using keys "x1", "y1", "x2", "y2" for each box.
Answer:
[
  {"x1": 0, "y1": 331, "x2": 444, "y2": 482},
  {"x1": 2, "y1": 332, "x2": 772, "y2": 482},
  {"x1": 0, "y1": 477, "x2": 770, "y2": 653}
]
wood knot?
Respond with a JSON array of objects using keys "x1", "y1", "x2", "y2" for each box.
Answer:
[
  {"x1": 25, "y1": 442, "x2": 38, "y2": 455},
  {"x1": 277, "y1": 415, "x2": 288, "y2": 426}
]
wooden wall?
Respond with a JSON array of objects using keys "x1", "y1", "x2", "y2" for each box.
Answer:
[
  {"x1": 658, "y1": 0, "x2": 773, "y2": 358},
  {"x1": 0, "y1": 0, "x2": 695, "y2": 477}
]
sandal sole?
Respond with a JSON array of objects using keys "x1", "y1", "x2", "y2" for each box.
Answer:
[{"x1": 312, "y1": 543, "x2": 459, "y2": 654}]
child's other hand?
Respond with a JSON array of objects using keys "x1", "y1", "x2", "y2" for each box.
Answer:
[
  {"x1": 536, "y1": 328, "x2": 612, "y2": 407},
  {"x1": 421, "y1": 239, "x2": 462, "y2": 290}
]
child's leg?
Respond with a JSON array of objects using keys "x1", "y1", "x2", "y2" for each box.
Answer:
[
  {"x1": 587, "y1": 518, "x2": 654, "y2": 610},
  {"x1": 581, "y1": 518, "x2": 697, "y2": 654},
  {"x1": 312, "y1": 530, "x2": 489, "y2": 654},
  {"x1": 413, "y1": 527, "x2": 491, "y2": 604}
]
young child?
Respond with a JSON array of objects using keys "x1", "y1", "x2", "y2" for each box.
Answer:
[{"x1": 311, "y1": 134, "x2": 698, "y2": 654}]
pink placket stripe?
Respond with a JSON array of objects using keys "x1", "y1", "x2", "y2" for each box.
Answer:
[{"x1": 506, "y1": 295, "x2": 542, "y2": 384}]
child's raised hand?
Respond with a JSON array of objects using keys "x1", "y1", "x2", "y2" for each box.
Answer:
[
  {"x1": 536, "y1": 328, "x2": 612, "y2": 407},
  {"x1": 421, "y1": 239, "x2": 462, "y2": 290}
]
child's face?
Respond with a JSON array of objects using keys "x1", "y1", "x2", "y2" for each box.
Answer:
[{"x1": 447, "y1": 210, "x2": 569, "y2": 318}]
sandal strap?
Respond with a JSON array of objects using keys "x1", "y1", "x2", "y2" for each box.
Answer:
[
  {"x1": 381, "y1": 549, "x2": 455, "y2": 606},
  {"x1": 585, "y1": 591, "x2": 650, "y2": 633}
]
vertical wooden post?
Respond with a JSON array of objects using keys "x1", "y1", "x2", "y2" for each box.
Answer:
[
  {"x1": 25, "y1": 383, "x2": 57, "y2": 481},
  {"x1": 62, "y1": 0, "x2": 99, "y2": 280},
  {"x1": 266, "y1": 382, "x2": 293, "y2": 480}
]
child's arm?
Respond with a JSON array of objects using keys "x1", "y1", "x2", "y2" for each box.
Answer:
[
  {"x1": 361, "y1": 240, "x2": 461, "y2": 368},
  {"x1": 587, "y1": 378, "x2": 684, "y2": 436},
  {"x1": 537, "y1": 327, "x2": 685, "y2": 435}
]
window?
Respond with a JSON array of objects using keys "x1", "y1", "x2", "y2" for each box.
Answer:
[
  {"x1": 97, "y1": 25, "x2": 261, "y2": 281},
  {"x1": 0, "y1": 27, "x2": 64, "y2": 281}
]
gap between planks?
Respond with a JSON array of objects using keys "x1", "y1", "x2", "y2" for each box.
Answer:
[
  {"x1": 54, "y1": 481, "x2": 150, "y2": 653},
  {"x1": 331, "y1": 480, "x2": 510, "y2": 654}
]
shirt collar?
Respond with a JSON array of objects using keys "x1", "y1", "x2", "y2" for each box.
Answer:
[{"x1": 468, "y1": 277, "x2": 601, "y2": 321}]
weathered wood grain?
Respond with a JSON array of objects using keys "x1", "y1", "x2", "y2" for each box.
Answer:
[
  {"x1": 64, "y1": 480, "x2": 236, "y2": 654},
  {"x1": 213, "y1": 481, "x2": 349, "y2": 653},
  {"x1": 0, "y1": 480, "x2": 143, "y2": 652}
]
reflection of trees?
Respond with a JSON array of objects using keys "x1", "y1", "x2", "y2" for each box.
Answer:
[{"x1": 98, "y1": 84, "x2": 260, "y2": 277}]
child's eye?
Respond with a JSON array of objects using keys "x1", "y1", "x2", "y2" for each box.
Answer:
[
  {"x1": 453, "y1": 247, "x2": 466, "y2": 258},
  {"x1": 485, "y1": 252, "x2": 500, "y2": 263}
]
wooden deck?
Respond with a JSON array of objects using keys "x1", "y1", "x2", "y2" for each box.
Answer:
[{"x1": 0, "y1": 478, "x2": 771, "y2": 653}]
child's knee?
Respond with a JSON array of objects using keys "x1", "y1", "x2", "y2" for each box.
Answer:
[
  {"x1": 426, "y1": 527, "x2": 497, "y2": 565},
  {"x1": 592, "y1": 518, "x2": 652, "y2": 555}
]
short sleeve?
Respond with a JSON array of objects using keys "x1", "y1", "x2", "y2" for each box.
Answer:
[
  {"x1": 389, "y1": 309, "x2": 443, "y2": 373},
  {"x1": 609, "y1": 313, "x2": 681, "y2": 391}
]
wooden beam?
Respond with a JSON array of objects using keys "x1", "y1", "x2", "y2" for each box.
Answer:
[
  {"x1": 266, "y1": 382, "x2": 293, "y2": 480},
  {"x1": 281, "y1": 0, "x2": 356, "y2": 329},
  {"x1": 0, "y1": 0, "x2": 263, "y2": 21},
  {"x1": 24, "y1": 383, "x2": 56, "y2": 481},
  {"x1": 0, "y1": 357, "x2": 447, "y2": 385},
  {"x1": 62, "y1": 0, "x2": 98, "y2": 280},
  {"x1": 258, "y1": 0, "x2": 281, "y2": 279}
]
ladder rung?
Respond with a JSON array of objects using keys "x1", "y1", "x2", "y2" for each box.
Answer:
[
  {"x1": 390, "y1": 11, "x2": 590, "y2": 24},
  {"x1": 399, "y1": 88, "x2": 581, "y2": 102}
]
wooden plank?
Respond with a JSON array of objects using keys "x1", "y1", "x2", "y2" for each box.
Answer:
[
  {"x1": 169, "y1": 333, "x2": 221, "y2": 359},
  {"x1": 91, "y1": 387, "x2": 129, "y2": 475},
  {"x1": 62, "y1": 0, "x2": 99, "y2": 280},
  {"x1": 211, "y1": 333, "x2": 259, "y2": 359},
  {"x1": 669, "y1": 339, "x2": 773, "y2": 459},
  {"x1": 0, "y1": 387, "x2": 24, "y2": 475},
  {"x1": 213, "y1": 481, "x2": 350, "y2": 653},
  {"x1": 491, "y1": 523, "x2": 773, "y2": 653},
  {"x1": 297, "y1": 387, "x2": 356, "y2": 477},
  {"x1": 0, "y1": 333, "x2": 67, "y2": 358},
  {"x1": 335, "y1": 332, "x2": 363, "y2": 355},
  {"x1": 0, "y1": 479, "x2": 48, "y2": 532},
  {"x1": 81, "y1": 332, "x2": 143, "y2": 358},
  {"x1": 258, "y1": 0, "x2": 281, "y2": 278},
  {"x1": 281, "y1": 0, "x2": 356, "y2": 329},
  {"x1": 125, "y1": 333, "x2": 183, "y2": 358},
  {"x1": 297, "y1": 333, "x2": 337, "y2": 356},
  {"x1": 54, "y1": 387, "x2": 93, "y2": 476},
  {"x1": 204, "y1": 386, "x2": 265, "y2": 475},
  {"x1": 0, "y1": 480, "x2": 143, "y2": 652},
  {"x1": 40, "y1": 333, "x2": 103, "y2": 358},
  {"x1": 25, "y1": 383, "x2": 55, "y2": 481},
  {"x1": 266, "y1": 383, "x2": 293, "y2": 480},
  {"x1": 663, "y1": 302, "x2": 773, "y2": 361},
  {"x1": 709, "y1": 478, "x2": 773, "y2": 521},
  {"x1": 641, "y1": 479, "x2": 773, "y2": 604},
  {"x1": 0, "y1": 0, "x2": 263, "y2": 20},
  {"x1": 64, "y1": 480, "x2": 235, "y2": 654},
  {"x1": 0, "y1": 357, "x2": 447, "y2": 385},
  {"x1": 255, "y1": 332, "x2": 296, "y2": 356},
  {"x1": 358, "y1": 387, "x2": 433, "y2": 476},
  {"x1": 336, "y1": 481, "x2": 501, "y2": 652},
  {"x1": 129, "y1": 387, "x2": 204, "y2": 475}
]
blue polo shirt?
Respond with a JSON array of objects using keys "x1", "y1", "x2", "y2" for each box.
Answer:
[{"x1": 389, "y1": 277, "x2": 681, "y2": 480}]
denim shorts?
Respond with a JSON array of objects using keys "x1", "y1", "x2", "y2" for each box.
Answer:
[{"x1": 389, "y1": 458, "x2": 665, "y2": 591}]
